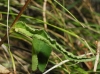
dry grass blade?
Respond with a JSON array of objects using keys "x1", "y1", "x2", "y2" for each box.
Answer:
[{"x1": 93, "y1": 41, "x2": 100, "y2": 72}]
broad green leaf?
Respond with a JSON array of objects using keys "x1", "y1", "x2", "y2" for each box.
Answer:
[
  {"x1": 32, "y1": 31, "x2": 52, "y2": 72},
  {"x1": 32, "y1": 36, "x2": 52, "y2": 72},
  {"x1": 11, "y1": 21, "x2": 52, "y2": 72}
]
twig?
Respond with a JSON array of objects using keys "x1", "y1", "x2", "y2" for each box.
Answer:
[
  {"x1": 93, "y1": 41, "x2": 100, "y2": 72},
  {"x1": 43, "y1": 0, "x2": 47, "y2": 30},
  {"x1": 0, "y1": 0, "x2": 31, "y2": 46}
]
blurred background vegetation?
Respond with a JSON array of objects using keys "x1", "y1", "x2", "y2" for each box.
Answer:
[{"x1": 0, "y1": 0, "x2": 100, "y2": 74}]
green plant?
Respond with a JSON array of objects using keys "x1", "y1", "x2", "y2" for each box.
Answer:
[{"x1": 10, "y1": 21, "x2": 95, "y2": 72}]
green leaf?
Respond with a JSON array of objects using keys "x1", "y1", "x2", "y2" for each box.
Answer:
[{"x1": 32, "y1": 31, "x2": 52, "y2": 72}]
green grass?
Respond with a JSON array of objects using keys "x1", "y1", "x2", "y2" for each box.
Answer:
[{"x1": 0, "y1": 0, "x2": 100, "y2": 74}]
